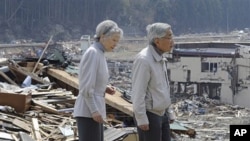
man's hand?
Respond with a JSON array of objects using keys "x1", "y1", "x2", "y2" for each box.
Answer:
[
  {"x1": 105, "y1": 85, "x2": 116, "y2": 95},
  {"x1": 169, "y1": 119, "x2": 175, "y2": 124}
]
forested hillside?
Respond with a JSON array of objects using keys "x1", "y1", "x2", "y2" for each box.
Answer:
[{"x1": 1, "y1": 0, "x2": 250, "y2": 42}]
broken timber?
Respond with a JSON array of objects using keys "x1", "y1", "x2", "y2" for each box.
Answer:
[
  {"x1": 8, "y1": 60, "x2": 49, "y2": 85},
  {"x1": 47, "y1": 68, "x2": 134, "y2": 116}
]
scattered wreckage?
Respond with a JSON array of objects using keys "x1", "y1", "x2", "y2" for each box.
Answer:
[
  {"x1": 0, "y1": 41, "x2": 195, "y2": 141},
  {"x1": 1, "y1": 40, "x2": 250, "y2": 140}
]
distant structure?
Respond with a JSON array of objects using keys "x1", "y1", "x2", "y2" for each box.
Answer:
[
  {"x1": 167, "y1": 41, "x2": 250, "y2": 108},
  {"x1": 80, "y1": 35, "x2": 91, "y2": 53}
]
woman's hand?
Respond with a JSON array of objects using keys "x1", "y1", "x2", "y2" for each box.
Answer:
[
  {"x1": 138, "y1": 124, "x2": 149, "y2": 131},
  {"x1": 92, "y1": 112, "x2": 104, "y2": 123},
  {"x1": 105, "y1": 85, "x2": 116, "y2": 95}
]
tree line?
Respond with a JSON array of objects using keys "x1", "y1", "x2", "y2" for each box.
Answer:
[{"x1": 1, "y1": 0, "x2": 250, "y2": 40}]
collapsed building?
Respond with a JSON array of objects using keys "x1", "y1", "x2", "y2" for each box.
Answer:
[{"x1": 168, "y1": 41, "x2": 250, "y2": 108}]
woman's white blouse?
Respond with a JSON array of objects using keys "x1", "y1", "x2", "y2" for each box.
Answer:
[{"x1": 73, "y1": 42, "x2": 109, "y2": 119}]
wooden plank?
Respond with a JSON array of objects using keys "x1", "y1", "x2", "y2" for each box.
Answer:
[
  {"x1": 32, "y1": 118, "x2": 42, "y2": 141},
  {"x1": 8, "y1": 61, "x2": 49, "y2": 85},
  {"x1": 0, "y1": 120, "x2": 23, "y2": 131},
  {"x1": 12, "y1": 134, "x2": 18, "y2": 141},
  {"x1": 13, "y1": 118, "x2": 31, "y2": 133},
  {"x1": 47, "y1": 68, "x2": 134, "y2": 117},
  {"x1": 47, "y1": 68, "x2": 79, "y2": 89},
  {"x1": 0, "y1": 131, "x2": 14, "y2": 140},
  {"x1": 105, "y1": 92, "x2": 133, "y2": 117},
  {"x1": 0, "y1": 71, "x2": 18, "y2": 85},
  {"x1": 32, "y1": 99, "x2": 59, "y2": 115},
  {"x1": 39, "y1": 99, "x2": 75, "y2": 104},
  {"x1": 46, "y1": 95, "x2": 72, "y2": 99},
  {"x1": 50, "y1": 114, "x2": 76, "y2": 122},
  {"x1": 31, "y1": 90, "x2": 70, "y2": 96},
  {"x1": 39, "y1": 129, "x2": 49, "y2": 138},
  {"x1": 0, "y1": 112, "x2": 31, "y2": 124},
  {"x1": 32, "y1": 36, "x2": 53, "y2": 74}
]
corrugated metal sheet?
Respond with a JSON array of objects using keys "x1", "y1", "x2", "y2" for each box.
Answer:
[
  {"x1": 104, "y1": 127, "x2": 137, "y2": 141},
  {"x1": 170, "y1": 121, "x2": 188, "y2": 131}
]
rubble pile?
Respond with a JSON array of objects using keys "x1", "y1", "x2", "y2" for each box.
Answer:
[
  {"x1": 0, "y1": 58, "x2": 138, "y2": 140},
  {"x1": 106, "y1": 60, "x2": 250, "y2": 141},
  {"x1": 0, "y1": 79, "x2": 78, "y2": 140},
  {"x1": 2, "y1": 39, "x2": 250, "y2": 140},
  {"x1": 104, "y1": 57, "x2": 250, "y2": 141},
  {"x1": 172, "y1": 95, "x2": 250, "y2": 141},
  {"x1": 0, "y1": 110, "x2": 77, "y2": 141}
]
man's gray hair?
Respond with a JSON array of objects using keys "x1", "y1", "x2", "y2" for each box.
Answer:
[
  {"x1": 94, "y1": 20, "x2": 123, "y2": 41},
  {"x1": 146, "y1": 23, "x2": 171, "y2": 43}
]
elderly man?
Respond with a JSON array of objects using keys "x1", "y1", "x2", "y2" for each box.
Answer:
[{"x1": 131, "y1": 22, "x2": 175, "y2": 141}]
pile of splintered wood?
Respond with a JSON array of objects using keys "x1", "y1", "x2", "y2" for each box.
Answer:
[{"x1": 0, "y1": 87, "x2": 78, "y2": 141}]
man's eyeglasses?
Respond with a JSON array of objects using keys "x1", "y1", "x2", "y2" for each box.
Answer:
[{"x1": 161, "y1": 36, "x2": 173, "y2": 40}]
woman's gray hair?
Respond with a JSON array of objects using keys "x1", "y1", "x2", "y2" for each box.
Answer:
[
  {"x1": 94, "y1": 20, "x2": 123, "y2": 41},
  {"x1": 146, "y1": 23, "x2": 171, "y2": 43}
]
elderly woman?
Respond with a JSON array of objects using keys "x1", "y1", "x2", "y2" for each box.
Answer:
[
  {"x1": 73, "y1": 20, "x2": 123, "y2": 141},
  {"x1": 131, "y1": 23, "x2": 175, "y2": 141}
]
